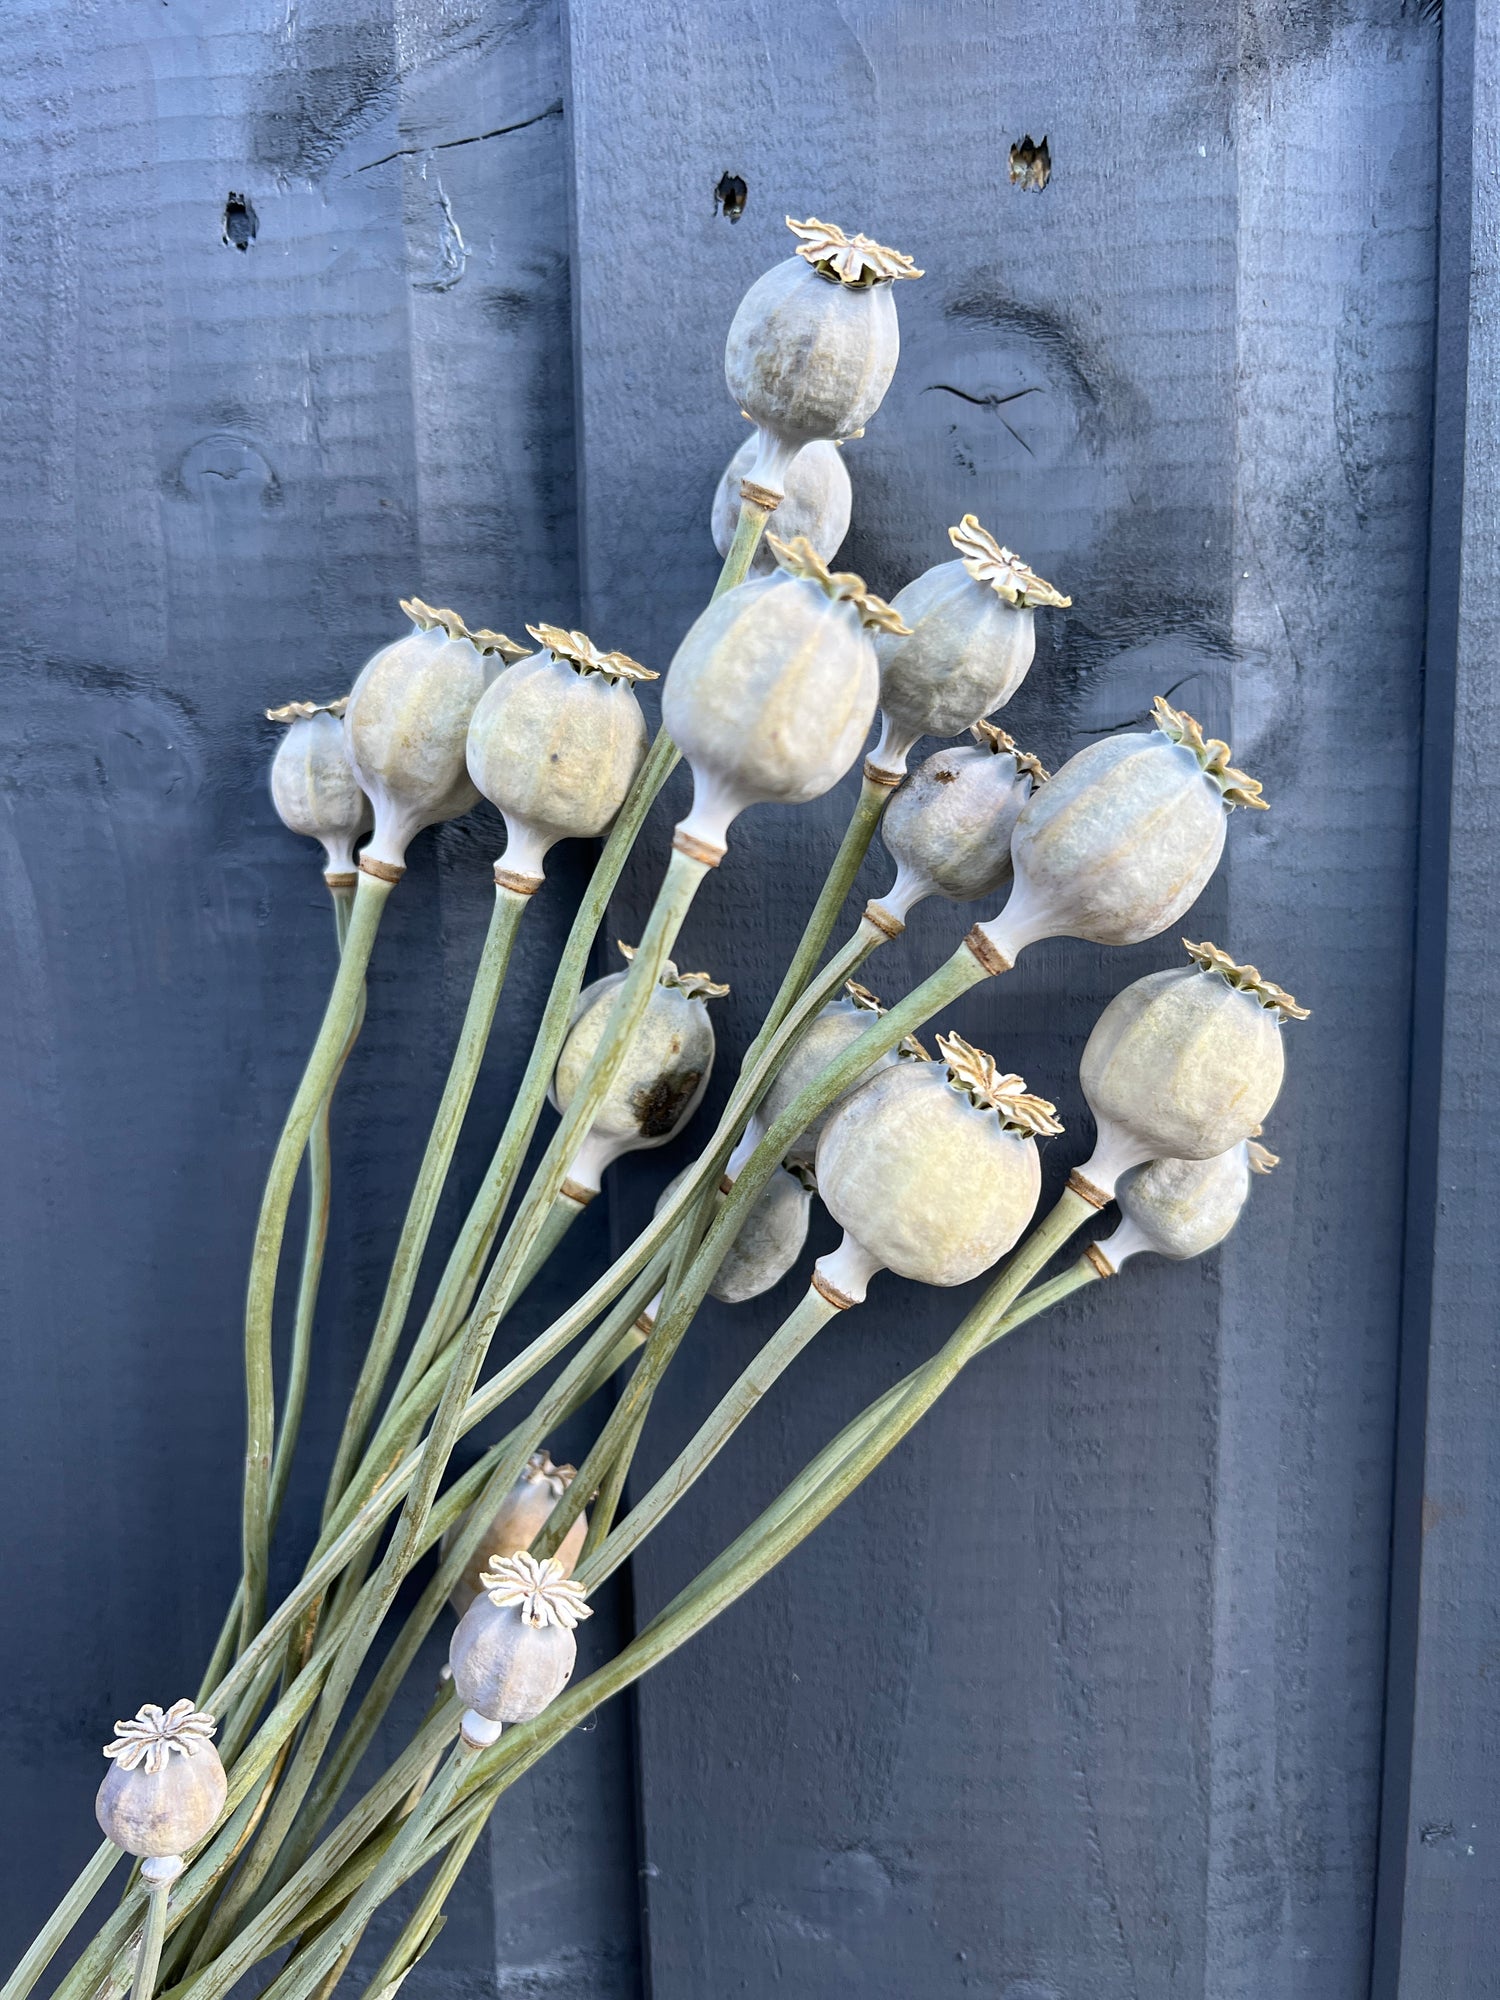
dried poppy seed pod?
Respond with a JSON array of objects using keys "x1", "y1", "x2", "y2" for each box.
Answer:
[
  {"x1": 869, "y1": 518, "x2": 1070, "y2": 779},
  {"x1": 812, "y1": 1034, "x2": 1062, "y2": 1303},
  {"x1": 266, "y1": 698, "x2": 372, "y2": 883},
  {"x1": 875, "y1": 725, "x2": 1049, "y2": 922},
  {"x1": 662, "y1": 536, "x2": 904, "y2": 862},
  {"x1": 550, "y1": 944, "x2": 728, "y2": 1199},
  {"x1": 1094, "y1": 1138, "x2": 1279, "y2": 1273},
  {"x1": 712, "y1": 435, "x2": 852, "y2": 576},
  {"x1": 95, "y1": 1701, "x2": 227, "y2": 1873},
  {"x1": 658, "y1": 1160, "x2": 815, "y2": 1305},
  {"x1": 466, "y1": 625, "x2": 656, "y2": 889},
  {"x1": 449, "y1": 1551, "x2": 592, "y2": 1746},
  {"x1": 977, "y1": 698, "x2": 1269, "y2": 964},
  {"x1": 444, "y1": 1450, "x2": 589, "y2": 1616},
  {"x1": 1073, "y1": 942, "x2": 1307, "y2": 1200},
  {"x1": 725, "y1": 216, "x2": 922, "y2": 500},
  {"x1": 746, "y1": 980, "x2": 902, "y2": 1175},
  {"x1": 343, "y1": 599, "x2": 529, "y2": 876}
]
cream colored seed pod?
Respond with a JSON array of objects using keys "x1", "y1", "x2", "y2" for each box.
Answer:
[
  {"x1": 747, "y1": 980, "x2": 900, "y2": 1175},
  {"x1": 449, "y1": 1551, "x2": 591, "y2": 1746},
  {"x1": 550, "y1": 943, "x2": 728, "y2": 1199},
  {"x1": 444, "y1": 1450, "x2": 589, "y2": 1617},
  {"x1": 725, "y1": 216, "x2": 922, "y2": 500},
  {"x1": 870, "y1": 517, "x2": 1070, "y2": 779},
  {"x1": 1075, "y1": 942, "x2": 1307, "y2": 1198},
  {"x1": 1095, "y1": 1138, "x2": 1279, "y2": 1272},
  {"x1": 812, "y1": 1034, "x2": 1062, "y2": 1303},
  {"x1": 466, "y1": 624, "x2": 656, "y2": 888},
  {"x1": 875, "y1": 724, "x2": 1049, "y2": 922},
  {"x1": 95, "y1": 1701, "x2": 227, "y2": 1872},
  {"x1": 712, "y1": 435, "x2": 852, "y2": 576},
  {"x1": 266, "y1": 698, "x2": 372, "y2": 881},
  {"x1": 662, "y1": 535, "x2": 904, "y2": 861},
  {"x1": 977, "y1": 697, "x2": 1269, "y2": 963},
  {"x1": 343, "y1": 598, "x2": 529, "y2": 875}
]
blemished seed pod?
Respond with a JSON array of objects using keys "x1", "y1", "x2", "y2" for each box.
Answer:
[
  {"x1": 869, "y1": 517, "x2": 1070, "y2": 779},
  {"x1": 1093, "y1": 1137, "x2": 1279, "y2": 1273},
  {"x1": 725, "y1": 215, "x2": 922, "y2": 501},
  {"x1": 976, "y1": 697, "x2": 1270, "y2": 964},
  {"x1": 812, "y1": 1033, "x2": 1062, "y2": 1304},
  {"x1": 95, "y1": 1701, "x2": 227, "y2": 1871},
  {"x1": 550, "y1": 943, "x2": 729, "y2": 1199},
  {"x1": 711, "y1": 435, "x2": 853, "y2": 577},
  {"x1": 747, "y1": 980, "x2": 900, "y2": 1174},
  {"x1": 444, "y1": 1450, "x2": 589, "y2": 1617},
  {"x1": 1073, "y1": 941, "x2": 1308, "y2": 1200},
  {"x1": 344, "y1": 598, "x2": 530, "y2": 876},
  {"x1": 449, "y1": 1551, "x2": 592, "y2": 1745},
  {"x1": 662, "y1": 535, "x2": 905, "y2": 862},
  {"x1": 874, "y1": 724, "x2": 1049, "y2": 923},
  {"x1": 466, "y1": 624, "x2": 657, "y2": 890},
  {"x1": 265, "y1": 698, "x2": 372, "y2": 882}
]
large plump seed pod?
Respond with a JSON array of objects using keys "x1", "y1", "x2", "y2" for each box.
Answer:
[
  {"x1": 95, "y1": 1701, "x2": 227, "y2": 1862},
  {"x1": 724, "y1": 216, "x2": 922, "y2": 499},
  {"x1": 551, "y1": 944, "x2": 728, "y2": 1197},
  {"x1": 870, "y1": 517, "x2": 1070, "y2": 778},
  {"x1": 979, "y1": 697, "x2": 1269, "y2": 962},
  {"x1": 813, "y1": 1034, "x2": 1061, "y2": 1300},
  {"x1": 662, "y1": 535, "x2": 903, "y2": 859},
  {"x1": 449, "y1": 1552, "x2": 591, "y2": 1745},
  {"x1": 344, "y1": 599, "x2": 529, "y2": 873},
  {"x1": 266, "y1": 698, "x2": 372, "y2": 880},
  {"x1": 751, "y1": 980, "x2": 903, "y2": 1173},
  {"x1": 1077, "y1": 941, "x2": 1307, "y2": 1197},
  {"x1": 444, "y1": 1450, "x2": 589, "y2": 1616},
  {"x1": 466, "y1": 625, "x2": 656, "y2": 886},
  {"x1": 876, "y1": 724, "x2": 1048, "y2": 922},
  {"x1": 712, "y1": 435, "x2": 853, "y2": 576},
  {"x1": 1096, "y1": 1137, "x2": 1279, "y2": 1271}
]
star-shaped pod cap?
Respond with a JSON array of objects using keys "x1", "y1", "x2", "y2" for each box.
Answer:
[
  {"x1": 265, "y1": 696, "x2": 350, "y2": 723},
  {"x1": 767, "y1": 533, "x2": 910, "y2": 634},
  {"x1": 935, "y1": 1031, "x2": 1064, "y2": 1136},
  {"x1": 969, "y1": 719, "x2": 1051, "y2": 783},
  {"x1": 400, "y1": 597, "x2": 532, "y2": 661},
  {"x1": 1182, "y1": 940, "x2": 1309, "y2": 1020},
  {"x1": 786, "y1": 215, "x2": 924, "y2": 287},
  {"x1": 527, "y1": 623, "x2": 659, "y2": 685},
  {"x1": 1152, "y1": 698, "x2": 1268, "y2": 811},
  {"x1": 949, "y1": 516, "x2": 1071, "y2": 609},
  {"x1": 478, "y1": 1550, "x2": 593, "y2": 1630},
  {"x1": 103, "y1": 1700, "x2": 218, "y2": 1776}
]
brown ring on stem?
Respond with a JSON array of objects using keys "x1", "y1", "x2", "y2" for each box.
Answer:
[
  {"x1": 673, "y1": 828, "x2": 726, "y2": 868},
  {"x1": 1066, "y1": 1169, "x2": 1113, "y2": 1210},
  {"x1": 359, "y1": 854, "x2": 405, "y2": 884},
  {"x1": 738, "y1": 478, "x2": 783, "y2": 511},
  {"x1": 861, "y1": 758, "x2": 904, "y2": 788},
  {"x1": 963, "y1": 925, "x2": 1012, "y2": 976},
  {"x1": 811, "y1": 1270, "x2": 860, "y2": 1312},
  {"x1": 862, "y1": 900, "x2": 905, "y2": 940},
  {"x1": 718, "y1": 1175, "x2": 736, "y2": 1197},
  {"x1": 560, "y1": 1179, "x2": 597, "y2": 1209},
  {"x1": 493, "y1": 864, "x2": 544, "y2": 897},
  {"x1": 634, "y1": 1310, "x2": 657, "y2": 1336},
  {"x1": 1083, "y1": 1241, "x2": 1118, "y2": 1279},
  {"x1": 323, "y1": 870, "x2": 358, "y2": 889}
]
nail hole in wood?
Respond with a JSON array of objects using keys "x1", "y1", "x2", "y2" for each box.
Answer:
[
  {"x1": 1008, "y1": 137, "x2": 1050, "y2": 192},
  {"x1": 222, "y1": 192, "x2": 258, "y2": 251},
  {"x1": 713, "y1": 172, "x2": 747, "y2": 222}
]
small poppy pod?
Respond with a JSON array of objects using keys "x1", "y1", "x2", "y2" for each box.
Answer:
[
  {"x1": 662, "y1": 536, "x2": 904, "y2": 859},
  {"x1": 449, "y1": 1552, "x2": 592, "y2": 1746},
  {"x1": 712, "y1": 435, "x2": 853, "y2": 576},
  {"x1": 658, "y1": 1161, "x2": 815, "y2": 1305},
  {"x1": 550, "y1": 944, "x2": 728, "y2": 1198},
  {"x1": 344, "y1": 599, "x2": 529, "y2": 872},
  {"x1": 1077, "y1": 942, "x2": 1307, "y2": 1197},
  {"x1": 1096, "y1": 1138, "x2": 1279, "y2": 1272},
  {"x1": 444, "y1": 1450, "x2": 589, "y2": 1617},
  {"x1": 266, "y1": 698, "x2": 372, "y2": 878},
  {"x1": 466, "y1": 625, "x2": 656, "y2": 885},
  {"x1": 724, "y1": 216, "x2": 922, "y2": 498},
  {"x1": 977, "y1": 698, "x2": 1269, "y2": 962},
  {"x1": 813, "y1": 1034, "x2": 1062, "y2": 1301},
  {"x1": 95, "y1": 1701, "x2": 227, "y2": 1866},
  {"x1": 869, "y1": 517, "x2": 1070, "y2": 779},
  {"x1": 751, "y1": 981, "x2": 902, "y2": 1174},
  {"x1": 877, "y1": 725, "x2": 1049, "y2": 921}
]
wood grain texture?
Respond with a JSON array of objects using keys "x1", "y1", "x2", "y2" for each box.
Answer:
[{"x1": 564, "y1": 1, "x2": 1438, "y2": 1994}]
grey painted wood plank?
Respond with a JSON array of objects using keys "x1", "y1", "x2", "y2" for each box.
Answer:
[{"x1": 563, "y1": 2, "x2": 1438, "y2": 1994}]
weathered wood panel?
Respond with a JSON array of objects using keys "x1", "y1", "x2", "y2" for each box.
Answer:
[{"x1": 565, "y1": 2, "x2": 1438, "y2": 1994}]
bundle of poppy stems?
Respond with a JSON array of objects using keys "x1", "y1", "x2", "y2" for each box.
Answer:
[{"x1": 6, "y1": 214, "x2": 1307, "y2": 2000}]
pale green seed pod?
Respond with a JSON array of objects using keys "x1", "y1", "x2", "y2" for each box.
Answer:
[
  {"x1": 1096, "y1": 1137, "x2": 1279, "y2": 1271},
  {"x1": 875, "y1": 724, "x2": 1048, "y2": 922},
  {"x1": 551, "y1": 945, "x2": 728, "y2": 1197},
  {"x1": 751, "y1": 981, "x2": 901, "y2": 1174},
  {"x1": 977, "y1": 697, "x2": 1269, "y2": 963},
  {"x1": 95, "y1": 1701, "x2": 227, "y2": 1865},
  {"x1": 1075, "y1": 941, "x2": 1308, "y2": 1198},
  {"x1": 444, "y1": 1450, "x2": 589, "y2": 1617},
  {"x1": 655, "y1": 1160, "x2": 814, "y2": 1304},
  {"x1": 344, "y1": 599, "x2": 528, "y2": 873},
  {"x1": 724, "y1": 216, "x2": 921, "y2": 499},
  {"x1": 449, "y1": 1553, "x2": 591, "y2": 1745},
  {"x1": 466, "y1": 625, "x2": 655, "y2": 886},
  {"x1": 712, "y1": 435, "x2": 852, "y2": 576},
  {"x1": 869, "y1": 517, "x2": 1070, "y2": 778},
  {"x1": 266, "y1": 698, "x2": 372, "y2": 880},
  {"x1": 813, "y1": 1034, "x2": 1061, "y2": 1302},
  {"x1": 662, "y1": 536, "x2": 902, "y2": 859}
]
